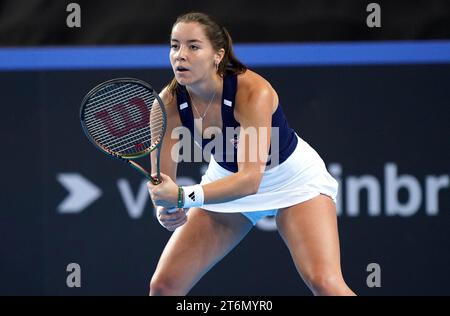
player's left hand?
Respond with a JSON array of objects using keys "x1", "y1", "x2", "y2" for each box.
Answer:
[{"x1": 147, "y1": 173, "x2": 179, "y2": 208}]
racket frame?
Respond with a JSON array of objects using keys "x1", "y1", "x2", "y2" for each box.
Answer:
[{"x1": 80, "y1": 78, "x2": 167, "y2": 184}]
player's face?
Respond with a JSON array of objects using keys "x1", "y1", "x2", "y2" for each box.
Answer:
[{"x1": 170, "y1": 22, "x2": 218, "y2": 86}]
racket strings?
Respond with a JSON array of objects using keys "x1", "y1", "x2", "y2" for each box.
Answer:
[
  {"x1": 85, "y1": 86, "x2": 154, "y2": 140},
  {"x1": 84, "y1": 89, "x2": 155, "y2": 124},
  {"x1": 86, "y1": 112, "x2": 164, "y2": 139},
  {"x1": 85, "y1": 104, "x2": 163, "y2": 139},
  {"x1": 83, "y1": 82, "x2": 165, "y2": 156},
  {"x1": 106, "y1": 114, "x2": 163, "y2": 154},
  {"x1": 87, "y1": 113, "x2": 164, "y2": 154},
  {"x1": 87, "y1": 105, "x2": 164, "y2": 151},
  {"x1": 84, "y1": 84, "x2": 142, "y2": 115},
  {"x1": 84, "y1": 85, "x2": 154, "y2": 129}
]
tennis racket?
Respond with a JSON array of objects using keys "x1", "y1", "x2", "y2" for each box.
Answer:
[{"x1": 80, "y1": 78, "x2": 167, "y2": 185}]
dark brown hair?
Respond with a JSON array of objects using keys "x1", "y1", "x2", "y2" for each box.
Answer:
[{"x1": 166, "y1": 12, "x2": 247, "y2": 96}]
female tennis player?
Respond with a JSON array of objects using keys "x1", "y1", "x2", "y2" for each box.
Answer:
[{"x1": 147, "y1": 12, "x2": 355, "y2": 296}]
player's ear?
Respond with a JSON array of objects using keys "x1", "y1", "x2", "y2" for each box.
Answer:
[{"x1": 215, "y1": 48, "x2": 225, "y2": 66}]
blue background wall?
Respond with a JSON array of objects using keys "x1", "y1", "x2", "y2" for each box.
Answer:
[{"x1": 1, "y1": 42, "x2": 449, "y2": 295}]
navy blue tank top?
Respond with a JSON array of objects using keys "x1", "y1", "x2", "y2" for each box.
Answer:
[{"x1": 176, "y1": 71, "x2": 298, "y2": 172}]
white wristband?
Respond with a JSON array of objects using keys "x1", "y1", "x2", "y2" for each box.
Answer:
[{"x1": 182, "y1": 184, "x2": 204, "y2": 208}]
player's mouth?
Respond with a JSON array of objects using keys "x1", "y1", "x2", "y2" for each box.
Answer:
[{"x1": 175, "y1": 66, "x2": 190, "y2": 73}]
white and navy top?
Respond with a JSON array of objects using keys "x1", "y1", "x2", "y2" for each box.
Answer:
[{"x1": 176, "y1": 71, "x2": 298, "y2": 172}]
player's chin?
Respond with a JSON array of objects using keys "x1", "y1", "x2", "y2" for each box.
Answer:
[
  {"x1": 174, "y1": 78, "x2": 189, "y2": 86},
  {"x1": 174, "y1": 73, "x2": 194, "y2": 85}
]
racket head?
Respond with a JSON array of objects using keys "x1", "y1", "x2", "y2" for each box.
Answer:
[{"x1": 80, "y1": 78, "x2": 167, "y2": 161}]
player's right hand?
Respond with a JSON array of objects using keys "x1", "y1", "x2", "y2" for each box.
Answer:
[{"x1": 156, "y1": 206, "x2": 187, "y2": 231}]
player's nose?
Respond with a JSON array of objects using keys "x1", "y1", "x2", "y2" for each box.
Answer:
[{"x1": 175, "y1": 45, "x2": 188, "y2": 61}]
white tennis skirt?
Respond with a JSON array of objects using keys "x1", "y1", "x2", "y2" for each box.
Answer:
[{"x1": 200, "y1": 134, "x2": 338, "y2": 225}]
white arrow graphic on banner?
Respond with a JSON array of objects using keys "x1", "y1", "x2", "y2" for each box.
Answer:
[{"x1": 57, "y1": 173, "x2": 102, "y2": 213}]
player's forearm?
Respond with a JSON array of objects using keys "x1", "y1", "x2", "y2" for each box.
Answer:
[
  {"x1": 151, "y1": 139, "x2": 179, "y2": 181},
  {"x1": 201, "y1": 171, "x2": 260, "y2": 204},
  {"x1": 158, "y1": 160, "x2": 178, "y2": 182}
]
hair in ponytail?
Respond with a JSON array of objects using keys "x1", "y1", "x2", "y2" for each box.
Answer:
[{"x1": 166, "y1": 12, "x2": 247, "y2": 96}]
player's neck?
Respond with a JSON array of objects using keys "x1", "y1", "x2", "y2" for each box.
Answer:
[{"x1": 187, "y1": 74, "x2": 222, "y2": 103}]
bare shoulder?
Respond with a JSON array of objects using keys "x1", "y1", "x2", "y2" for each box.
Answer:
[
  {"x1": 158, "y1": 87, "x2": 176, "y2": 111},
  {"x1": 237, "y1": 69, "x2": 273, "y2": 92},
  {"x1": 158, "y1": 87, "x2": 179, "y2": 115},
  {"x1": 158, "y1": 86, "x2": 182, "y2": 126},
  {"x1": 236, "y1": 70, "x2": 279, "y2": 116}
]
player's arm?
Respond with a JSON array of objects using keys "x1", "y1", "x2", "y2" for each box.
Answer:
[
  {"x1": 150, "y1": 88, "x2": 181, "y2": 182},
  {"x1": 150, "y1": 88, "x2": 187, "y2": 227},
  {"x1": 201, "y1": 76, "x2": 274, "y2": 204}
]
